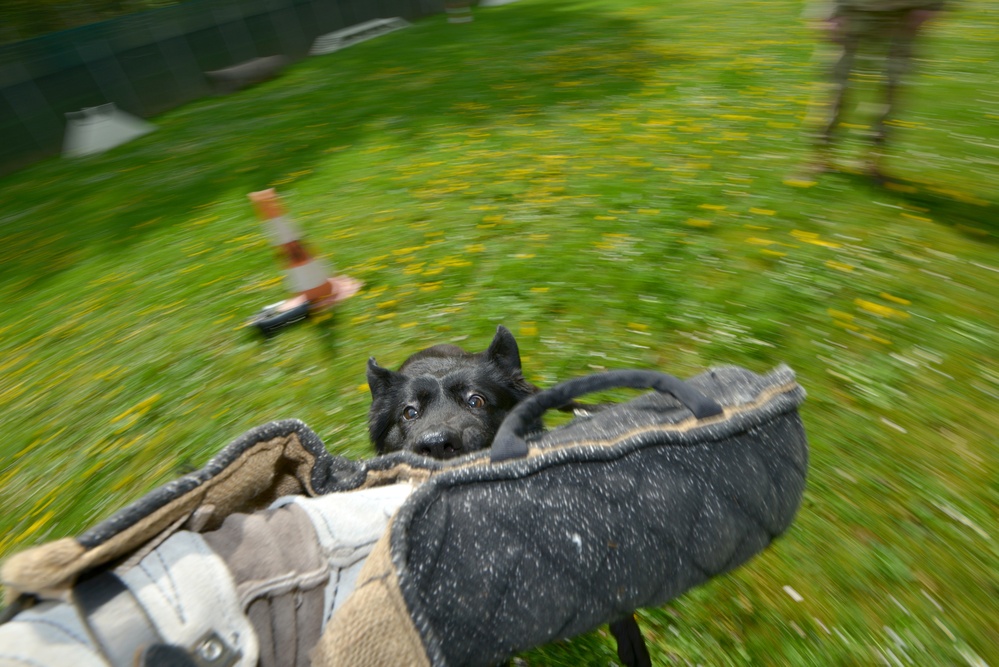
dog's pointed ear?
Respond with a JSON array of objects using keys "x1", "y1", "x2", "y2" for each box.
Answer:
[
  {"x1": 486, "y1": 325, "x2": 522, "y2": 373},
  {"x1": 367, "y1": 357, "x2": 402, "y2": 398}
]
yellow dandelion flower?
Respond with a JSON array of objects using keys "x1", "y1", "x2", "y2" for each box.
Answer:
[
  {"x1": 111, "y1": 394, "x2": 161, "y2": 424},
  {"x1": 880, "y1": 292, "x2": 911, "y2": 306},
  {"x1": 826, "y1": 260, "x2": 854, "y2": 272},
  {"x1": 783, "y1": 177, "x2": 816, "y2": 188},
  {"x1": 791, "y1": 230, "x2": 840, "y2": 248},
  {"x1": 20, "y1": 511, "x2": 55, "y2": 540},
  {"x1": 393, "y1": 245, "x2": 426, "y2": 256},
  {"x1": 855, "y1": 299, "x2": 910, "y2": 319}
]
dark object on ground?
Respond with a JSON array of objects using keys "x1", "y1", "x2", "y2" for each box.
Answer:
[
  {"x1": 248, "y1": 300, "x2": 311, "y2": 337},
  {"x1": 205, "y1": 55, "x2": 289, "y2": 95}
]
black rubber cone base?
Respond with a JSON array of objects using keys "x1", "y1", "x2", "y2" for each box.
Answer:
[{"x1": 248, "y1": 300, "x2": 311, "y2": 337}]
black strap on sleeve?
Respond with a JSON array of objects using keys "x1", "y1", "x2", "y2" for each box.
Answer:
[
  {"x1": 74, "y1": 570, "x2": 165, "y2": 667},
  {"x1": 492, "y1": 369, "x2": 724, "y2": 462}
]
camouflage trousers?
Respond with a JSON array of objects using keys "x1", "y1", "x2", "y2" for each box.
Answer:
[{"x1": 816, "y1": 8, "x2": 923, "y2": 150}]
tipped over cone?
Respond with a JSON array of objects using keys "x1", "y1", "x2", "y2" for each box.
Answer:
[{"x1": 247, "y1": 189, "x2": 361, "y2": 335}]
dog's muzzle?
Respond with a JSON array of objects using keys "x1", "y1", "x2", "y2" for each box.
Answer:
[{"x1": 411, "y1": 430, "x2": 464, "y2": 459}]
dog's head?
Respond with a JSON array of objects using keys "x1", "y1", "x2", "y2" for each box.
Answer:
[{"x1": 367, "y1": 325, "x2": 536, "y2": 459}]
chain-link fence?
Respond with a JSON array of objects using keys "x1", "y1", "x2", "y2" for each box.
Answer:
[{"x1": 0, "y1": 0, "x2": 444, "y2": 176}]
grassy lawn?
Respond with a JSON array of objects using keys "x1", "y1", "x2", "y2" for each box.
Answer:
[{"x1": 1, "y1": 0, "x2": 996, "y2": 663}]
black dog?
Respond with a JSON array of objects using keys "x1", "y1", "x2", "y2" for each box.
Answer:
[
  {"x1": 367, "y1": 326, "x2": 648, "y2": 665},
  {"x1": 366, "y1": 325, "x2": 539, "y2": 459}
]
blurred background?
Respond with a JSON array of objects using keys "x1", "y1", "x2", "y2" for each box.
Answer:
[{"x1": 0, "y1": 0, "x2": 995, "y2": 664}]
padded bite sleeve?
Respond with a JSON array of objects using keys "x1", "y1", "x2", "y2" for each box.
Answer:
[{"x1": 320, "y1": 365, "x2": 808, "y2": 667}]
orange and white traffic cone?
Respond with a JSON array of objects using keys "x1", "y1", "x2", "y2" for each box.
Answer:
[{"x1": 247, "y1": 188, "x2": 362, "y2": 335}]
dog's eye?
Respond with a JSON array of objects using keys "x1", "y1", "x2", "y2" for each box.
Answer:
[
  {"x1": 402, "y1": 406, "x2": 419, "y2": 421},
  {"x1": 466, "y1": 394, "x2": 486, "y2": 409}
]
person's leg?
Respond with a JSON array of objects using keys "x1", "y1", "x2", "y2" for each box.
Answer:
[
  {"x1": 817, "y1": 21, "x2": 860, "y2": 155},
  {"x1": 200, "y1": 483, "x2": 414, "y2": 667},
  {"x1": 0, "y1": 483, "x2": 414, "y2": 667},
  {"x1": 868, "y1": 10, "x2": 920, "y2": 181},
  {"x1": 0, "y1": 530, "x2": 259, "y2": 667},
  {"x1": 795, "y1": 10, "x2": 862, "y2": 180}
]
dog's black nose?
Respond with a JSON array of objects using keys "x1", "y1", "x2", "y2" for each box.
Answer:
[{"x1": 413, "y1": 431, "x2": 462, "y2": 459}]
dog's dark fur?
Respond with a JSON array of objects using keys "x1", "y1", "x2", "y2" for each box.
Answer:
[
  {"x1": 366, "y1": 325, "x2": 538, "y2": 459},
  {"x1": 368, "y1": 327, "x2": 641, "y2": 663}
]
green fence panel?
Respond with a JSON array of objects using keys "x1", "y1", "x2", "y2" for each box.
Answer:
[{"x1": 0, "y1": 0, "x2": 445, "y2": 176}]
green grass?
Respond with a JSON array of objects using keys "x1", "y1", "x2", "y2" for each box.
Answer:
[{"x1": 1, "y1": 0, "x2": 996, "y2": 663}]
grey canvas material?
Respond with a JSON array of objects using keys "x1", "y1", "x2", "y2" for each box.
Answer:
[
  {"x1": 2, "y1": 363, "x2": 806, "y2": 667},
  {"x1": 0, "y1": 488, "x2": 415, "y2": 667},
  {"x1": 0, "y1": 598, "x2": 109, "y2": 667},
  {"x1": 201, "y1": 486, "x2": 414, "y2": 667},
  {"x1": 114, "y1": 531, "x2": 257, "y2": 667},
  {"x1": 0, "y1": 531, "x2": 257, "y2": 667},
  {"x1": 73, "y1": 571, "x2": 164, "y2": 667},
  {"x1": 202, "y1": 503, "x2": 326, "y2": 667},
  {"x1": 273, "y1": 486, "x2": 415, "y2": 628}
]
